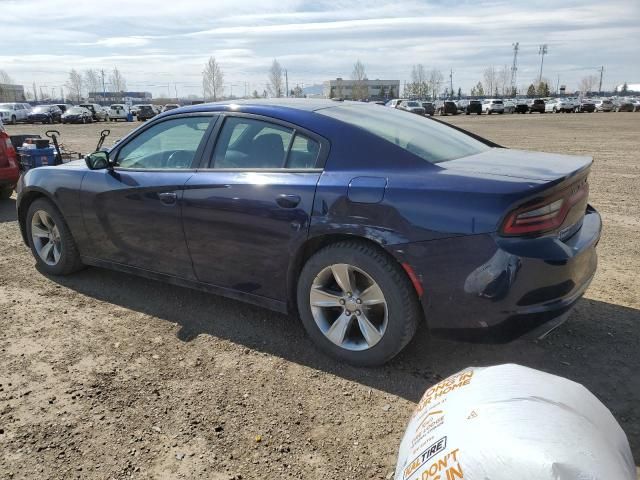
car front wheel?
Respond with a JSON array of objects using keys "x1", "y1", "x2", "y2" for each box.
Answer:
[
  {"x1": 297, "y1": 241, "x2": 421, "y2": 366},
  {"x1": 26, "y1": 198, "x2": 84, "y2": 275}
]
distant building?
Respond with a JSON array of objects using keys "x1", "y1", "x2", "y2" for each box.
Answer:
[
  {"x1": 0, "y1": 83, "x2": 26, "y2": 102},
  {"x1": 322, "y1": 78, "x2": 400, "y2": 100},
  {"x1": 88, "y1": 91, "x2": 152, "y2": 104}
]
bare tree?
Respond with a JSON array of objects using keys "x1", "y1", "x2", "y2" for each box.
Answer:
[
  {"x1": 579, "y1": 75, "x2": 598, "y2": 94},
  {"x1": 65, "y1": 69, "x2": 84, "y2": 103},
  {"x1": 408, "y1": 64, "x2": 429, "y2": 99},
  {"x1": 267, "y1": 59, "x2": 284, "y2": 98},
  {"x1": 84, "y1": 69, "x2": 101, "y2": 99},
  {"x1": 109, "y1": 67, "x2": 127, "y2": 94},
  {"x1": 497, "y1": 65, "x2": 510, "y2": 96},
  {"x1": 0, "y1": 70, "x2": 13, "y2": 84},
  {"x1": 351, "y1": 59, "x2": 368, "y2": 100},
  {"x1": 202, "y1": 56, "x2": 225, "y2": 101},
  {"x1": 483, "y1": 66, "x2": 497, "y2": 98},
  {"x1": 427, "y1": 69, "x2": 444, "y2": 100}
]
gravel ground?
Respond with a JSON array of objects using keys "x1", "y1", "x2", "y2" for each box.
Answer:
[{"x1": 1, "y1": 112, "x2": 639, "y2": 479}]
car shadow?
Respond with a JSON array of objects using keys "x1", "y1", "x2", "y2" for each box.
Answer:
[
  {"x1": 0, "y1": 197, "x2": 17, "y2": 223},
  {"x1": 48, "y1": 266, "x2": 640, "y2": 458}
]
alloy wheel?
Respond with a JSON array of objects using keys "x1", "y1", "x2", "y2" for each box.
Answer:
[
  {"x1": 310, "y1": 264, "x2": 388, "y2": 351},
  {"x1": 31, "y1": 210, "x2": 62, "y2": 266}
]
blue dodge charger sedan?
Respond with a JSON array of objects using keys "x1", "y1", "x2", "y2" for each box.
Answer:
[{"x1": 16, "y1": 99, "x2": 601, "y2": 365}]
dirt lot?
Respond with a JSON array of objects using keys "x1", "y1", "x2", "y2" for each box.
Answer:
[{"x1": 1, "y1": 113, "x2": 639, "y2": 479}]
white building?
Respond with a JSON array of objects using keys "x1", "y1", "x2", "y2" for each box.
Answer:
[{"x1": 322, "y1": 78, "x2": 400, "y2": 100}]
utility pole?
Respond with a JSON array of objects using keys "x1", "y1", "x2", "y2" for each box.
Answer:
[
  {"x1": 33, "y1": 82, "x2": 38, "y2": 102},
  {"x1": 556, "y1": 74, "x2": 560, "y2": 95},
  {"x1": 510, "y1": 42, "x2": 519, "y2": 96},
  {"x1": 449, "y1": 69, "x2": 453, "y2": 98},
  {"x1": 538, "y1": 44, "x2": 548, "y2": 84},
  {"x1": 285, "y1": 69, "x2": 289, "y2": 97},
  {"x1": 598, "y1": 66, "x2": 604, "y2": 95},
  {"x1": 174, "y1": 84, "x2": 178, "y2": 102}
]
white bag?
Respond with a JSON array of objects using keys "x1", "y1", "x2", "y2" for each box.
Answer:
[{"x1": 395, "y1": 364, "x2": 635, "y2": 480}]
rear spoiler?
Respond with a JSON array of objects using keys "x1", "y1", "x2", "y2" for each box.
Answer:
[{"x1": 428, "y1": 116, "x2": 505, "y2": 149}]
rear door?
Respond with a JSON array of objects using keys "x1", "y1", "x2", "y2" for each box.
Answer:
[
  {"x1": 81, "y1": 113, "x2": 217, "y2": 279},
  {"x1": 182, "y1": 113, "x2": 327, "y2": 301}
]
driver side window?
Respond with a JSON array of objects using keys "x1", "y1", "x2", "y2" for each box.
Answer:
[{"x1": 116, "y1": 116, "x2": 212, "y2": 169}]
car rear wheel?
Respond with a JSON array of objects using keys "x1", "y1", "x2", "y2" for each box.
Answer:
[
  {"x1": 26, "y1": 198, "x2": 84, "y2": 275},
  {"x1": 297, "y1": 241, "x2": 421, "y2": 366},
  {"x1": 10, "y1": 115, "x2": 17, "y2": 125}
]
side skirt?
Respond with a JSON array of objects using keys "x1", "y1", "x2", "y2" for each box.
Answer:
[{"x1": 80, "y1": 256, "x2": 289, "y2": 314}]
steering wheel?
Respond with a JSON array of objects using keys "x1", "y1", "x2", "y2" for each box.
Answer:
[{"x1": 166, "y1": 150, "x2": 193, "y2": 169}]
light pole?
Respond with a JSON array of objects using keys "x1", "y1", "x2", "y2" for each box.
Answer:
[{"x1": 538, "y1": 44, "x2": 548, "y2": 84}]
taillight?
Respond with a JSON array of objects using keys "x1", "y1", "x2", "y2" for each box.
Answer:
[
  {"x1": 0, "y1": 132, "x2": 17, "y2": 168},
  {"x1": 501, "y1": 180, "x2": 589, "y2": 236}
]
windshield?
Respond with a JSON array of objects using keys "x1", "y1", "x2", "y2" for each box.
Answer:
[
  {"x1": 67, "y1": 107, "x2": 84, "y2": 114},
  {"x1": 318, "y1": 104, "x2": 490, "y2": 164},
  {"x1": 406, "y1": 102, "x2": 420, "y2": 107},
  {"x1": 32, "y1": 106, "x2": 48, "y2": 113},
  {"x1": 0, "y1": 103, "x2": 13, "y2": 109}
]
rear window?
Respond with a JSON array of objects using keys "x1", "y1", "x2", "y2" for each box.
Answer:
[
  {"x1": 492, "y1": 100, "x2": 503, "y2": 104},
  {"x1": 534, "y1": 99, "x2": 545, "y2": 104},
  {"x1": 406, "y1": 101, "x2": 420, "y2": 107},
  {"x1": 318, "y1": 105, "x2": 489, "y2": 164}
]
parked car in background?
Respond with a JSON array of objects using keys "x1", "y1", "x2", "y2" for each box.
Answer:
[
  {"x1": 435, "y1": 100, "x2": 458, "y2": 115},
  {"x1": 545, "y1": 98, "x2": 573, "y2": 113},
  {"x1": 109, "y1": 104, "x2": 130, "y2": 121},
  {"x1": 152, "y1": 105, "x2": 163, "y2": 114},
  {"x1": 0, "y1": 103, "x2": 31, "y2": 124},
  {"x1": 579, "y1": 99, "x2": 596, "y2": 113},
  {"x1": 55, "y1": 104, "x2": 73, "y2": 114},
  {"x1": 385, "y1": 99, "x2": 404, "y2": 109},
  {"x1": 503, "y1": 100, "x2": 516, "y2": 113},
  {"x1": 632, "y1": 99, "x2": 640, "y2": 111},
  {"x1": 80, "y1": 103, "x2": 109, "y2": 122},
  {"x1": 527, "y1": 98, "x2": 546, "y2": 114},
  {"x1": 421, "y1": 102, "x2": 435, "y2": 116},
  {"x1": 0, "y1": 117, "x2": 20, "y2": 199},
  {"x1": 163, "y1": 104, "x2": 180, "y2": 112},
  {"x1": 398, "y1": 100, "x2": 425, "y2": 115},
  {"x1": 27, "y1": 105, "x2": 62, "y2": 124},
  {"x1": 594, "y1": 99, "x2": 614, "y2": 112},
  {"x1": 136, "y1": 104, "x2": 157, "y2": 121},
  {"x1": 455, "y1": 99, "x2": 481, "y2": 115},
  {"x1": 16, "y1": 99, "x2": 601, "y2": 366},
  {"x1": 62, "y1": 106, "x2": 93, "y2": 124},
  {"x1": 130, "y1": 104, "x2": 144, "y2": 116},
  {"x1": 515, "y1": 99, "x2": 529, "y2": 113},
  {"x1": 482, "y1": 99, "x2": 504, "y2": 114},
  {"x1": 614, "y1": 99, "x2": 635, "y2": 112}
]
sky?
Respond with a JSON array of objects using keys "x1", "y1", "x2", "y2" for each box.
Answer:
[{"x1": 1, "y1": 0, "x2": 639, "y2": 99}]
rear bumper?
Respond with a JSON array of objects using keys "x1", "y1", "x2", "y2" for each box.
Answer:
[{"x1": 393, "y1": 206, "x2": 601, "y2": 341}]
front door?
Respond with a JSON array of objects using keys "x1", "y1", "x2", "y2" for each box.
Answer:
[
  {"x1": 81, "y1": 114, "x2": 216, "y2": 279},
  {"x1": 182, "y1": 114, "x2": 326, "y2": 300}
]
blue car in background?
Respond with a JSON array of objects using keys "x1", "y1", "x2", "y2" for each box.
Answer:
[{"x1": 15, "y1": 99, "x2": 601, "y2": 365}]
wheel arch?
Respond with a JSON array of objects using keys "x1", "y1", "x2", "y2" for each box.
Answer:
[
  {"x1": 286, "y1": 233, "x2": 424, "y2": 317},
  {"x1": 17, "y1": 189, "x2": 61, "y2": 246}
]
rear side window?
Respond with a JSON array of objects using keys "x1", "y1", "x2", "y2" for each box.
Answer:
[
  {"x1": 212, "y1": 117, "x2": 319, "y2": 169},
  {"x1": 319, "y1": 105, "x2": 489, "y2": 164}
]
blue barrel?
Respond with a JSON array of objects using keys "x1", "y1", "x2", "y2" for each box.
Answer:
[{"x1": 18, "y1": 147, "x2": 56, "y2": 171}]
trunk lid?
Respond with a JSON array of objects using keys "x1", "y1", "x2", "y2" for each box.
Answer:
[{"x1": 440, "y1": 148, "x2": 592, "y2": 182}]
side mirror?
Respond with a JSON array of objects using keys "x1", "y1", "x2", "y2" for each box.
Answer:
[{"x1": 85, "y1": 151, "x2": 111, "y2": 170}]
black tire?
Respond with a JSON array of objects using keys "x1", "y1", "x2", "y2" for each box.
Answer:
[
  {"x1": 297, "y1": 241, "x2": 421, "y2": 366},
  {"x1": 11, "y1": 115, "x2": 17, "y2": 125},
  {"x1": 0, "y1": 187, "x2": 13, "y2": 200},
  {"x1": 26, "y1": 198, "x2": 84, "y2": 275}
]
